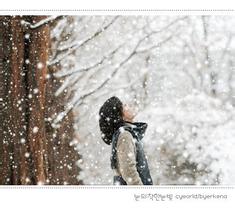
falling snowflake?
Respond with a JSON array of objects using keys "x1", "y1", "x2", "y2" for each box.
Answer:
[
  {"x1": 24, "y1": 33, "x2": 30, "y2": 39},
  {"x1": 25, "y1": 152, "x2": 30, "y2": 158},
  {"x1": 20, "y1": 138, "x2": 26, "y2": 144},
  {"x1": 33, "y1": 88, "x2": 39, "y2": 94},
  {"x1": 37, "y1": 62, "x2": 44, "y2": 69}
]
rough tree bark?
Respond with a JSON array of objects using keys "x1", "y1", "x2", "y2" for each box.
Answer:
[{"x1": 0, "y1": 16, "x2": 81, "y2": 185}]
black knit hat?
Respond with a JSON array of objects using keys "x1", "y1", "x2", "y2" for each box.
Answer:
[{"x1": 99, "y1": 96, "x2": 124, "y2": 145}]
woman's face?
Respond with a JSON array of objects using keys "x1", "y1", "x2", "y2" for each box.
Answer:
[{"x1": 122, "y1": 104, "x2": 136, "y2": 122}]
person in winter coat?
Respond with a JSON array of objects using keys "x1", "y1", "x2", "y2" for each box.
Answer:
[{"x1": 99, "y1": 96, "x2": 153, "y2": 185}]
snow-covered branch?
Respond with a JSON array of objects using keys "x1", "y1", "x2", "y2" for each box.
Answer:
[
  {"x1": 21, "y1": 16, "x2": 63, "y2": 29},
  {"x1": 49, "y1": 16, "x2": 119, "y2": 66},
  {"x1": 54, "y1": 43, "x2": 123, "y2": 78}
]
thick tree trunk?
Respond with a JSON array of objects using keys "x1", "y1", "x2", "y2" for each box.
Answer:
[{"x1": 0, "y1": 16, "x2": 81, "y2": 185}]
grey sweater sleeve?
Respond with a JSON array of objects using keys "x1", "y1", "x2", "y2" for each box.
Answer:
[{"x1": 116, "y1": 131, "x2": 143, "y2": 185}]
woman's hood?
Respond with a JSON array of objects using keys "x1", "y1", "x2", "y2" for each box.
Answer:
[{"x1": 123, "y1": 121, "x2": 148, "y2": 140}]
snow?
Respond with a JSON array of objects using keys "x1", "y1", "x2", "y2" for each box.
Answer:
[
  {"x1": 32, "y1": 126, "x2": 39, "y2": 134},
  {"x1": 33, "y1": 88, "x2": 39, "y2": 94},
  {"x1": 21, "y1": 16, "x2": 59, "y2": 29},
  {"x1": 20, "y1": 138, "x2": 26, "y2": 144},
  {"x1": 25, "y1": 152, "x2": 30, "y2": 158},
  {"x1": 52, "y1": 16, "x2": 235, "y2": 185},
  {"x1": 37, "y1": 181, "x2": 44, "y2": 185},
  {"x1": 3, "y1": 15, "x2": 235, "y2": 185},
  {"x1": 137, "y1": 92, "x2": 235, "y2": 184},
  {"x1": 24, "y1": 34, "x2": 30, "y2": 39},
  {"x1": 37, "y1": 62, "x2": 44, "y2": 69}
]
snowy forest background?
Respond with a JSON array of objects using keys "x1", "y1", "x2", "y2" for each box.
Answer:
[{"x1": 1, "y1": 15, "x2": 235, "y2": 185}]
